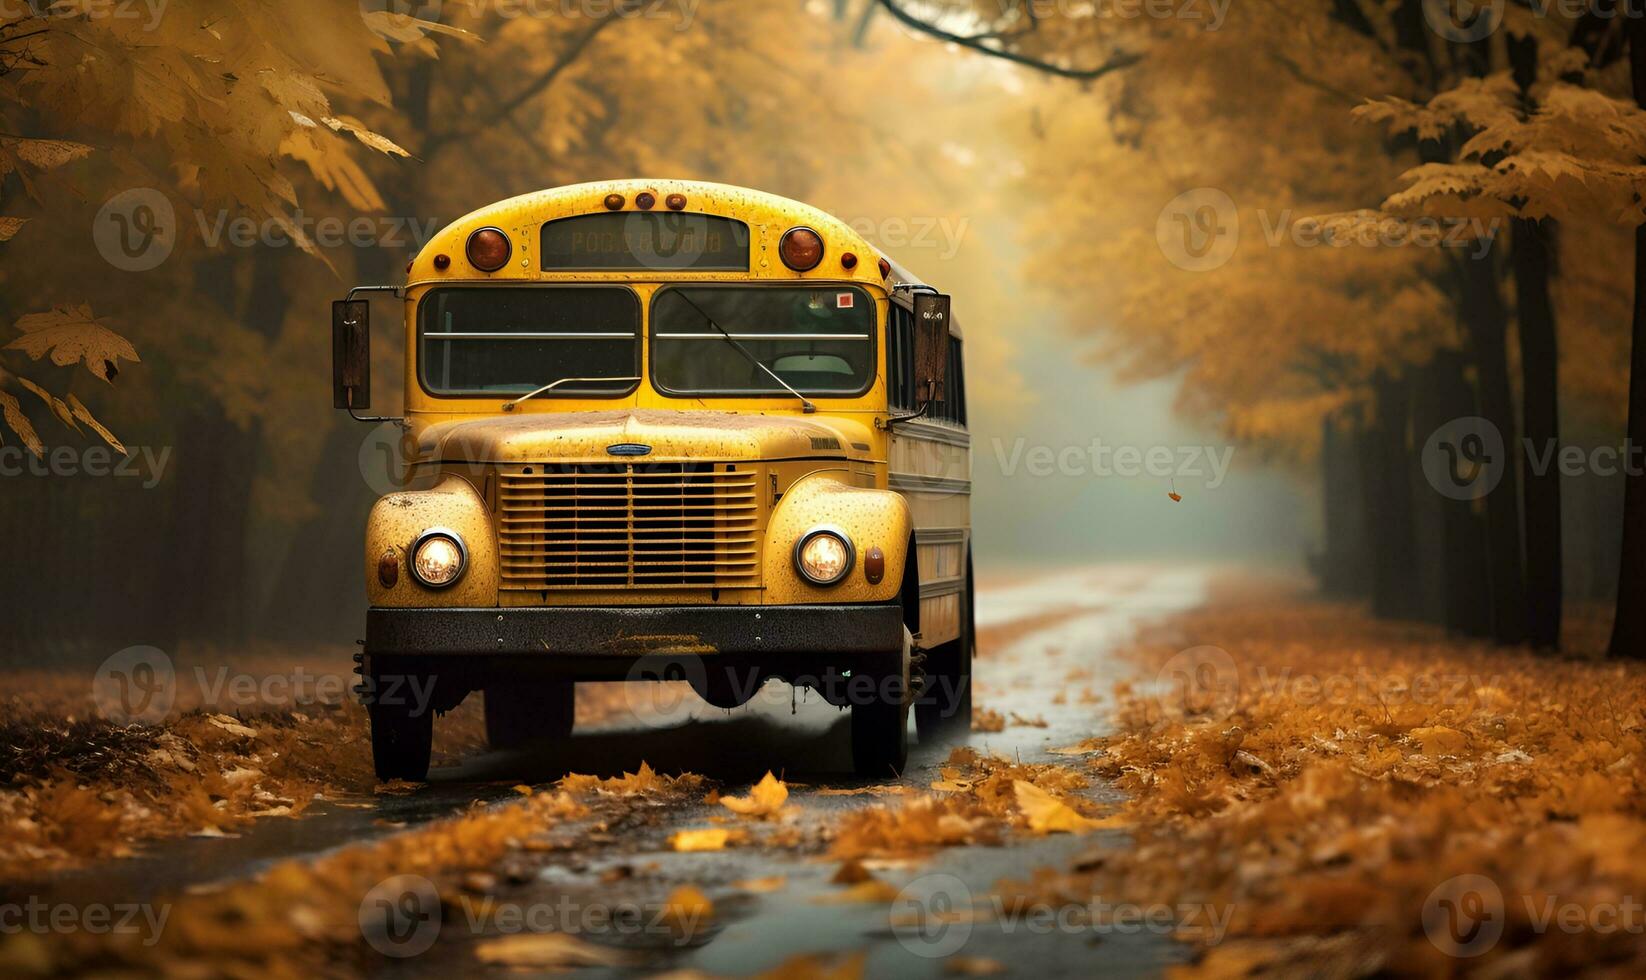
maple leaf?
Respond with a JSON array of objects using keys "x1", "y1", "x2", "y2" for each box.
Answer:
[
  {"x1": 0, "y1": 136, "x2": 94, "y2": 170},
  {"x1": 0, "y1": 217, "x2": 26, "y2": 242},
  {"x1": 8, "y1": 306, "x2": 140, "y2": 382},
  {"x1": 720, "y1": 771, "x2": 789, "y2": 819}
]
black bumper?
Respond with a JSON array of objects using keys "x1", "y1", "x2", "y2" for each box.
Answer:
[{"x1": 365, "y1": 604, "x2": 904, "y2": 658}]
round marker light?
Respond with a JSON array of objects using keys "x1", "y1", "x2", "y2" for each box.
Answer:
[
  {"x1": 780, "y1": 227, "x2": 825, "y2": 272},
  {"x1": 635, "y1": 191, "x2": 657, "y2": 210},
  {"x1": 410, "y1": 529, "x2": 467, "y2": 589},
  {"x1": 666, "y1": 193, "x2": 687, "y2": 211},
  {"x1": 604, "y1": 193, "x2": 626, "y2": 210},
  {"x1": 841, "y1": 252, "x2": 858, "y2": 271},
  {"x1": 466, "y1": 227, "x2": 511, "y2": 272},
  {"x1": 794, "y1": 526, "x2": 854, "y2": 586}
]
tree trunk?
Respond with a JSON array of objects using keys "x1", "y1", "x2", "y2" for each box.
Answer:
[
  {"x1": 1514, "y1": 217, "x2": 1563, "y2": 649},
  {"x1": 1609, "y1": 12, "x2": 1646, "y2": 659},
  {"x1": 1318, "y1": 414, "x2": 1371, "y2": 597},
  {"x1": 1363, "y1": 378, "x2": 1424, "y2": 620},
  {"x1": 1459, "y1": 249, "x2": 1528, "y2": 645}
]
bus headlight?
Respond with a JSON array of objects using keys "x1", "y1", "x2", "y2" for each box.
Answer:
[
  {"x1": 794, "y1": 526, "x2": 854, "y2": 586},
  {"x1": 410, "y1": 528, "x2": 467, "y2": 588}
]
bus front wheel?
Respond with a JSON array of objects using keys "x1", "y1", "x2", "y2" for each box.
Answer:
[
  {"x1": 369, "y1": 700, "x2": 433, "y2": 782},
  {"x1": 850, "y1": 627, "x2": 912, "y2": 778}
]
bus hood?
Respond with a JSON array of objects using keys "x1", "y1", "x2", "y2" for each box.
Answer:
[{"x1": 414, "y1": 409, "x2": 866, "y2": 464}]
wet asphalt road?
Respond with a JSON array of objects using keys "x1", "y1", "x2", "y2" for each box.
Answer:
[{"x1": 36, "y1": 565, "x2": 1210, "y2": 978}]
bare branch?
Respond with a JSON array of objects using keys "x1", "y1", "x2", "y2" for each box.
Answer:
[{"x1": 875, "y1": 0, "x2": 1140, "y2": 81}]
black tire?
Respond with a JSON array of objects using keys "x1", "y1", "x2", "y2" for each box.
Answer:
[
  {"x1": 916, "y1": 561, "x2": 974, "y2": 739},
  {"x1": 851, "y1": 627, "x2": 912, "y2": 777},
  {"x1": 485, "y1": 681, "x2": 574, "y2": 750},
  {"x1": 369, "y1": 700, "x2": 433, "y2": 782}
]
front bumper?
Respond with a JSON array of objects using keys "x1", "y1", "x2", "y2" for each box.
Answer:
[{"x1": 365, "y1": 603, "x2": 904, "y2": 658}]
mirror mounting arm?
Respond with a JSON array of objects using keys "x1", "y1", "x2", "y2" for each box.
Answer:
[{"x1": 877, "y1": 399, "x2": 932, "y2": 430}]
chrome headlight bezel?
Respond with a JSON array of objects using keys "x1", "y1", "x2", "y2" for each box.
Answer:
[
  {"x1": 409, "y1": 527, "x2": 468, "y2": 589},
  {"x1": 793, "y1": 525, "x2": 855, "y2": 586}
]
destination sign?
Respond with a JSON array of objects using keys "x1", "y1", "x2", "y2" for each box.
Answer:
[{"x1": 540, "y1": 212, "x2": 750, "y2": 272}]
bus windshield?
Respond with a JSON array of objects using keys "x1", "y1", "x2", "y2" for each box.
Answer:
[
  {"x1": 650, "y1": 286, "x2": 874, "y2": 397},
  {"x1": 418, "y1": 287, "x2": 640, "y2": 396}
]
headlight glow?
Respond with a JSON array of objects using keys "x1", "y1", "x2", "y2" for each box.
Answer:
[
  {"x1": 410, "y1": 529, "x2": 467, "y2": 589},
  {"x1": 794, "y1": 526, "x2": 854, "y2": 586}
]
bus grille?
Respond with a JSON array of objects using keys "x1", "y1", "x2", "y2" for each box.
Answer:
[{"x1": 498, "y1": 463, "x2": 761, "y2": 590}]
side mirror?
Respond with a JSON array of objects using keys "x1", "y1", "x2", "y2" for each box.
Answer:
[
  {"x1": 333, "y1": 299, "x2": 371, "y2": 410},
  {"x1": 913, "y1": 292, "x2": 951, "y2": 405}
]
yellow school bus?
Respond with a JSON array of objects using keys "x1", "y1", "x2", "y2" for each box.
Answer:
[{"x1": 332, "y1": 180, "x2": 972, "y2": 780}]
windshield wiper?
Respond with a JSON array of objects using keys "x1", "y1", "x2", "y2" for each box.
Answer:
[
  {"x1": 674, "y1": 292, "x2": 816, "y2": 413},
  {"x1": 503, "y1": 375, "x2": 641, "y2": 412}
]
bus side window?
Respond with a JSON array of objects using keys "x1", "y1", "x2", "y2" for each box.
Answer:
[
  {"x1": 948, "y1": 337, "x2": 967, "y2": 427},
  {"x1": 890, "y1": 305, "x2": 915, "y2": 412}
]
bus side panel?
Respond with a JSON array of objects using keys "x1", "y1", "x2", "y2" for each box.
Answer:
[{"x1": 889, "y1": 424, "x2": 970, "y2": 647}]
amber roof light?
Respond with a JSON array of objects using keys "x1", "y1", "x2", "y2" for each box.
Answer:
[
  {"x1": 779, "y1": 227, "x2": 825, "y2": 272},
  {"x1": 466, "y1": 227, "x2": 512, "y2": 272}
]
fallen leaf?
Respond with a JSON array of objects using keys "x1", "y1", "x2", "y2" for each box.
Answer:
[
  {"x1": 660, "y1": 885, "x2": 715, "y2": 930},
  {"x1": 1013, "y1": 780, "x2": 1100, "y2": 833},
  {"x1": 720, "y1": 771, "x2": 789, "y2": 819},
  {"x1": 671, "y1": 828, "x2": 734, "y2": 852},
  {"x1": 473, "y1": 932, "x2": 628, "y2": 969},
  {"x1": 732, "y1": 875, "x2": 788, "y2": 893}
]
